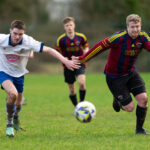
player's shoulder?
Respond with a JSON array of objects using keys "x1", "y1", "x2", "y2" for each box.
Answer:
[
  {"x1": 75, "y1": 32, "x2": 85, "y2": 36},
  {"x1": 108, "y1": 30, "x2": 127, "y2": 43},
  {"x1": 75, "y1": 32, "x2": 87, "y2": 40},
  {"x1": 57, "y1": 33, "x2": 66, "y2": 41},
  {"x1": 22, "y1": 34, "x2": 34, "y2": 44},
  {"x1": 0, "y1": 34, "x2": 9, "y2": 40},
  {"x1": 0, "y1": 34, "x2": 10, "y2": 45},
  {"x1": 0, "y1": 33, "x2": 8, "y2": 38},
  {"x1": 139, "y1": 30, "x2": 150, "y2": 40},
  {"x1": 75, "y1": 32, "x2": 86, "y2": 38},
  {"x1": 139, "y1": 30, "x2": 148, "y2": 35},
  {"x1": 22, "y1": 34, "x2": 32, "y2": 41},
  {"x1": 22, "y1": 34, "x2": 42, "y2": 46}
]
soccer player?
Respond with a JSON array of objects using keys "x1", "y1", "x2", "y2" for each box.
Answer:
[
  {"x1": 56, "y1": 17, "x2": 89, "y2": 106},
  {"x1": 73, "y1": 14, "x2": 150, "y2": 134},
  {"x1": 0, "y1": 20, "x2": 79, "y2": 137}
]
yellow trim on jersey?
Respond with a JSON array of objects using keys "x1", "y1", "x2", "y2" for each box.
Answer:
[
  {"x1": 139, "y1": 31, "x2": 150, "y2": 41},
  {"x1": 80, "y1": 45, "x2": 102, "y2": 63},
  {"x1": 56, "y1": 33, "x2": 66, "y2": 46},
  {"x1": 102, "y1": 40, "x2": 109, "y2": 47},
  {"x1": 108, "y1": 31, "x2": 127, "y2": 43},
  {"x1": 75, "y1": 32, "x2": 87, "y2": 41}
]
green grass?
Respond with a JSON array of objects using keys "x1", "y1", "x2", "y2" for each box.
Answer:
[{"x1": 0, "y1": 73, "x2": 150, "y2": 150}]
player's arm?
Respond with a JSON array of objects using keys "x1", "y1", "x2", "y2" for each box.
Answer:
[
  {"x1": 43, "y1": 46, "x2": 80, "y2": 71},
  {"x1": 29, "y1": 51, "x2": 34, "y2": 58},
  {"x1": 144, "y1": 42, "x2": 150, "y2": 51},
  {"x1": 83, "y1": 45, "x2": 89, "y2": 55},
  {"x1": 78, "y1": 37, "x2": 111, "y2": 63},
  {"x1": 81, "y1": 34, "x2": 89, "y2": 54},
  {"x1": 142, "y1": 32, "x2": 150, "y2": 51},
  {"x1": 55, "y1": 36, "x2": 63, "y2": 54}
]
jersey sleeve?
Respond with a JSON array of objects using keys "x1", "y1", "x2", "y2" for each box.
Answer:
[
  {"x1": 141, "y1": 32, "x2": 150, "y2": 51},
  {"x1": 78, "y1": 31, "x2": 126, "y2": 63},
  {"x1": 56, "y1": 37, "x2": 62, "y2": 54},
  {"x1": 81, "y1": 34, "x2": 89, "y2": 48},
  {"x1": 79, "y1": 37, "x2": 111, "y2": 63},
  {"x1": 24, "y1": 35, "x2": 44, "y2": 53}
]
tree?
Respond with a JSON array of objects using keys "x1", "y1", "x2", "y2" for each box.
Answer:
[{"x1": 0, "y1": 0, "x2": 49, "y2": 27}]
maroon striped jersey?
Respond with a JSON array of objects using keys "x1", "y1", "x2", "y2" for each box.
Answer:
[
  {"x1": 56, "y1": 32, "x2": 89, "y2": 68},
  {"x1": 79, "y1": 30, "x2": 150, "y2": 78}
]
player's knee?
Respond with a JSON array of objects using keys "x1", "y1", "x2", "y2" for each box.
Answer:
[
  {"x1": 80, "y1": 85, "x2": 85, "y2": 90},
  {"x1": 123, "y1": 103, "x2": 134, "y2": 112},
  {"x1": 140, "y1": 95, "x2": 148, "y2": 107},
  {"x1": 9, "y1": 91, "x2": 18, "y2": 101},
  {"x1": 70, "y1": 89, "x2": 75, "y2": 95},
  {"x1": 79, "y1": 82, "x2": 85, "y2": 90}
]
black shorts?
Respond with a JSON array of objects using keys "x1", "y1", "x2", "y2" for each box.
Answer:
[
  {"x1": 106, "y1": 71, "x2": 146, "y2": 106},
  {"x1": 64, "y1": 64, "x2": 85, "y2": 84}
]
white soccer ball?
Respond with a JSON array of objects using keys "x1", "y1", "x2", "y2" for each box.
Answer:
[{"x1": 74, "y1": 101, "x2": 96, "y2": 123}]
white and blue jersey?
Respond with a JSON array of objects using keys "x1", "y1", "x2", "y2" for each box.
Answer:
[{"x1": 0, "y1": 34, "x2": 44, "y2": 77}]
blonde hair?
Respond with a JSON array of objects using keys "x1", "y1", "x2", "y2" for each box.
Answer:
[
  {"x1": 126, "y1": 14, "x2": 141, "y2": 25},
  {"x1": 62, "y1": 17, "x2": 75, "y2": 24}
]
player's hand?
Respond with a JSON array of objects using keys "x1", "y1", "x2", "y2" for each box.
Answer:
[
  {"x1": 64, "y1": 58, "x2": 80, "y2": 71},
  {"x1": 71, "y1": 56, "x2": 80, "y2": 63}
]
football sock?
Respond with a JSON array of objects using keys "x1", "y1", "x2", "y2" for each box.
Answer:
[
  {"x1": 6, "y1": 103, "x2": 16, "y2": 126},
  {"x1": 136, "y1": 105, "x2": 147, "y2": 130},
  {"x1": 79, "y1": 89, "x2": 86, "y2": 102},
  {"x1": 14, "y1": 105, "x2": 22, "y2": 119},
  {"x1": 69, "y1": 94, "x2": 78, "y2": 106}
]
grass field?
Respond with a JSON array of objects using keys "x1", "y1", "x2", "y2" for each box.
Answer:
[{"x1": 0, "y1": 73, "x2": 150, "y2": 150}]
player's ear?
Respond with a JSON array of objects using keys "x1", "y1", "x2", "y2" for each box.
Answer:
[
  {"x1": 63, "y1": 24, "x2": 66, "y2": 31},
  {"x1": 126, "y1": 24, "x2": 129, "y2": 29},
  {"x1": 10, "y1": 29, "x2": 12, "y2": 33}
]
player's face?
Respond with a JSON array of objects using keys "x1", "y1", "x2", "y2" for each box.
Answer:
[
  {"x1": 64, "y1": 21, "x2": 75, "y2": 34},
  {"x1": 10, "y1": 28, "x2": 25, "y2": 45},
  {"x1": 127, "y1": 21, "x2": 141, "y2": 39}
]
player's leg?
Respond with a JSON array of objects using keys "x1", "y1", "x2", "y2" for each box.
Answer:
[
  {"x1": 106, "y1": 76, "x2": 121, "y2": 112},
  {"x1": 134, "y1": 93, "x2": 148, "y2": 134},
  {"x1": 77, "y1": 74, "x2": 86, "y2": 102},
  {"x1": 76, "y1": 64, "x2": 86, "y2": 102},
  {"x1": 13, "y1": 93, "x2": 23, "y2": 130},
  {"x1": 13, "y1": 75, "x2": 24, "y2": 131},
  {"x1": 106, "y1": 75, "x2": 134, "y2": 112},
  {"x1": 129, "y1": 71, "x2": 148, "y2": 134},
  {"x1": 2, "y1": 79, "x2": 18, "y2": 137},
  {"x1": 68, "y1": 83, "x2": 77, "y2": 106},
  {"x1": 112, "y1": 97, "x2": 122, "y2": 112},
  {"x1": 64, "y1": 68, "x2": 77, "y2": 106},
  {"x1": 22, "y1": 96, "x2": 26, "y2": 105}
]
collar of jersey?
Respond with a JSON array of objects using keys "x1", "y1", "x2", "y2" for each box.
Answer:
[{"x1": 8, "y1": 35, "x2": 23, "y2": 46}]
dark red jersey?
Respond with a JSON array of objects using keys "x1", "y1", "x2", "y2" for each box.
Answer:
[
  {"x1": 56, "y1": 32, "x2": 89, "y2": 68},
  {"x1": 79, "y1": 30, "x2": 150, "y2": 78}
]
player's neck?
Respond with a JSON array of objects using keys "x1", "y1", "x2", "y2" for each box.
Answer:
[{"x1": 67, "y1": 32, "x2": 75, "y2": 39}]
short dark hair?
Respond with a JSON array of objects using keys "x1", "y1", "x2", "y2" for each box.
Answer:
[
  {"x1": 10, "y1": 20, "x2": 26, "y2": 30},
  {"x1": 62, "y1": 17, "x2": 75, "y2": 25}
]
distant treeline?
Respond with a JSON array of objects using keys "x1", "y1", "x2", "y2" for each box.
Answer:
[{"x1": 1, "y1": 0, "x2": 150, "y2": 73}]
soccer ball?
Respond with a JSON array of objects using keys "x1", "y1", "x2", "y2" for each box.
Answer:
[{"x1": 74, "y1": 101, "x2": 96, "y2": 123}]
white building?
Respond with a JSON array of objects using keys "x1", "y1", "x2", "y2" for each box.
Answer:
[{"x1": 46, "y1": 0, "x2": 81, "y2": 21}]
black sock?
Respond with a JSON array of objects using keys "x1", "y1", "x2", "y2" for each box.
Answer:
[
  {"x1": 136, "y1": 105, "x2": 147, "y2": 130},
  {"x1": 69, "y1": 94, "x2": 77, "y2": 106},
  {"x1": 6, "y1": 103, "x2": 16, "y2": 125},
  {"x1": 79, "y1": 90, "x2": 86, "y2": 102},
  {"x1": 14, "y1": 105, "x2": 21, "y2": 119}
]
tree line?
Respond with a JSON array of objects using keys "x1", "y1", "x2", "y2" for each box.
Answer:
[{"x1": 0, "y1": 0, "x2": 150, "y2": 73}]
